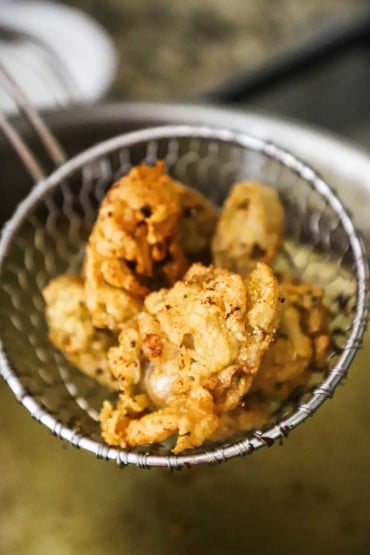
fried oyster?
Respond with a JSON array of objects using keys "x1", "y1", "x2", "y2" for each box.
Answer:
[
  {"x1": 100, "y1": 262, "x2": 280, "y2": 453},
  {"x1": 215, "y1": 279, "x2": 331, "y2": 439},
  {"x1": 43, "y1": 275, "x2": 119, "y2": 390},
  {"x1": 212, "y1": 181, "x2": 284, "y2": 276},
  {"x1": 84, "y1": 161, "x2": 218, "y2": 331},
  {"x1": 84, "y1": 161, "x2": 188, "y2": 331},
  {"x1": 175, "y1": 182, "x2": 219, "y2": 263},
  {"x1": 252, "y1": 280, "x2": 331, "y2": 398}
]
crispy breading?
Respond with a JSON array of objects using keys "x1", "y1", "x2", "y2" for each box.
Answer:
[
  {"x1": 100, "y1": 262, "x2": 280, "y2": 452},
  {"x1": 174, "y1": 182, "x2": 219, "y2": 263},
  {"x1": 101, "y1": 387, "x2": 219, "y2": 454},
  {"x1": 42, "y1": 275, "x2": 119, "y2": 390},
  {"x1": 100, "y1": 392, "x2": 150, "y2": 446},
  {"x1": 84, "y1": 161, "x2": 189, "y2": 330},
  {"x1": 212, "y1": 181, "x2": 284, "y2": 276},
  {"x1": 252, "y1": 280, "x2": 331, "y2": 398},
  {"x1": 84, "y1": 245, "x2": 144, "y2": 330},
  {"x1": 211, "y1": 279, "x2": 331, "y2": 439}
]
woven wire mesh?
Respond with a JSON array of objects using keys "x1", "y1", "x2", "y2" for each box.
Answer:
[{"x1": 0, "y1": 126, "x2": 368, "y2": 468}]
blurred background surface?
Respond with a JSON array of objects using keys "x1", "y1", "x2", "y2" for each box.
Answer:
[
  {"x1": 1, "y1": 0, "x2": 369, "y2": 144},
  {"x1": 0, "y1": 1, "x2": 369, "y2": 554},
  {"x1": 63, "y1": 0, "x2": 362, "y2": 101}
]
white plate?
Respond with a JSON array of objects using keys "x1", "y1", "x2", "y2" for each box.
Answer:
[{"x1": 0, "y1": 1, "x2": 117, "y2": 111}]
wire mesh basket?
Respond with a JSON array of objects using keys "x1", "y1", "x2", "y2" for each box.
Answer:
[{"x1": 0, "y1": 125, "x2": 368, "y2": 469}]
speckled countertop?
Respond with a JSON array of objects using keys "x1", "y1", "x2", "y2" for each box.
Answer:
[{"x1": 65, "y1": 0, "x2": 363, "y2": 101}]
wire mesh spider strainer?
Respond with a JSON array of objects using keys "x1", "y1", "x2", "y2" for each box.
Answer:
[{"x1": 0, "y1": 79, "x2": 369, "y2": 469}]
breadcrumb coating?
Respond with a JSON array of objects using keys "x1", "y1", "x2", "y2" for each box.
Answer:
[
  {"x1": 100, "y1": 262, "x2": 280, "y2": 452},
  {"x1": 214, "y1": 279, "x2": 331, "y2": 438},
  {"x1": 252, "y1": 280, "x2": 331, "y2": 398},
  {"x1": 84, "y1": 162, "x2": 218, "y2": 331},
  {"x1": 42, "y1": 275, "x2": 119, "y2": 390},
  {"x1": 84, "y1": 162, "x2": 189, "y2": 331},
  {"x1": 174, "y1": 182, "x2": 219, "y2": 263},
  {"x1": 212, "y1": 181, "x2": 284, "y2": 276},
  {"x1": 101, "y1": 387, "x2": 219, "y2": 454}
]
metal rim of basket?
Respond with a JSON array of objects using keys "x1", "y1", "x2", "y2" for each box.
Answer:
[{"x1": 0, "y1": 124, "x2": 368, "y2": 469}]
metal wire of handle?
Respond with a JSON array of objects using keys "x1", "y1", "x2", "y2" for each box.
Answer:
[
  {"x1": 0, "y1": 22, "x2": 78, "y2": 107},
  {"x1": 0, "y1": 61, "x2": 66, "y2": 182}
]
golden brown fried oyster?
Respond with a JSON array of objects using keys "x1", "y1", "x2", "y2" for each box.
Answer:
[
  {"x1": 174, "y1": 182, "x2": 219, "y2": 263},
  {"x1": 100, "y1": 262, "x2": 280, "y2": 453},
  {"x1": 84, "y1": 161, "x2": 189, "y2": 330},
  {"x1": 253, "y1": 280, "x2": 331, "y2": 398},
  {"x1": 214, "y1": 280, "x2": 331, "y2": 438},
  {"x1": 212, "y1": 181, "x2": 284, "y2": 276},
  {"x1": 42, "y1": 275, "x2": 119, "y2": 390}
]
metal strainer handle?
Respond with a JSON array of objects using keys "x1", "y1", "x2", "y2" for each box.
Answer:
[{"x1": 0, "y1": 62, "x2": 66, "y2": 181}]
